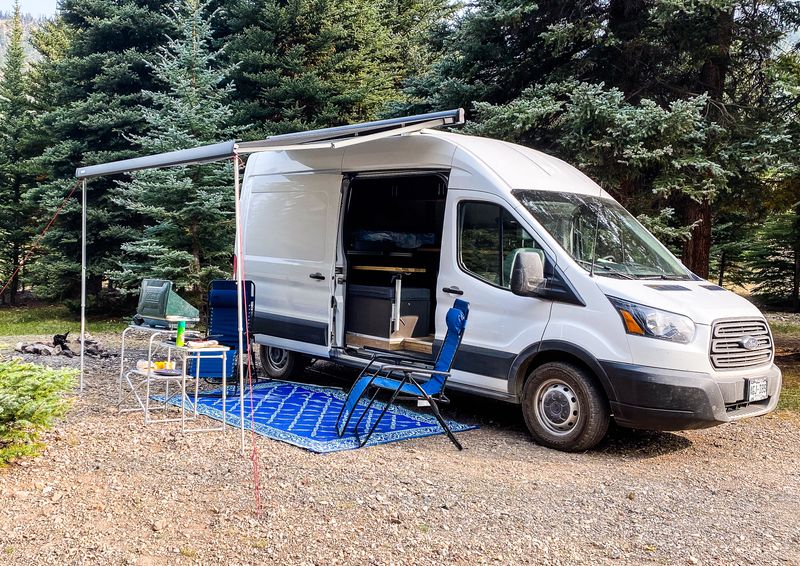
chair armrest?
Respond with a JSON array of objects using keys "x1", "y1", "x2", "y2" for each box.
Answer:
[
  {"x1": 359, "y1": 347, "x2": 434, "y2": 368},
  {"x1": 380, "y1": 365, "x2": 449, "y2": 378}
]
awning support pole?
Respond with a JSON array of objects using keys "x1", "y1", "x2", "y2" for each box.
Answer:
[
  {"x1": 79, "y1": 179, "x2": 87, "y2": 393},
  {"x1": 233, "y1": 154, "x2": 246, "y2": 454}
]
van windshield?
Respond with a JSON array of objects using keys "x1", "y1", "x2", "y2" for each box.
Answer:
[{"x1": 512, "y1": 190, "x2": 691, "y2": 280}]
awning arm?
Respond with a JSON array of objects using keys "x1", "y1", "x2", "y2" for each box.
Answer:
[{"x1": 235, "y1": 119, "x2": 447, "y2": 154}]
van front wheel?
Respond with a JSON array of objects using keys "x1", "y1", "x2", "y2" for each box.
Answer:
[
  {"x1": 259, "y1": 346, "x2": 309, "y2": 379},
  {"x1": 522, "y1": 362, "x2": 609, "y2": 452}
]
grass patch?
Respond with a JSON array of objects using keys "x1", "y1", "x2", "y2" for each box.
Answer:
[
  {"x1": 769, "y1": 321, "x2": 800, "y2": 337},
  {"x1": 772, "y1": 322, "x2": 800, "y2": 413},
  {"x1": 0, "y1": 305, "x2": 127, "y2": 337},
  {"x1": 778, "y1": 365, "x2": 800, "y2": 412}
]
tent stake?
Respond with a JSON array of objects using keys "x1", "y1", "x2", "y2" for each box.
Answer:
[{"x1": 80, "y1": 179, "x2": 87, "y2": 393}]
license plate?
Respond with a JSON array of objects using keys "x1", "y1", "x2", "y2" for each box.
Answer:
[{"x1": 747, "y1": 377, "x2": 768, "y2": 402}]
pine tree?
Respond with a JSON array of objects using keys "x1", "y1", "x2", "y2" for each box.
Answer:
[
  {"x1": 222, "y1": 0, "x2": 445, "y2": 137},
  {"x1": 0, "y1": 2, "x2": 35, "y2": 305},
  {"x1": 23, "y1": 1, "x2": 174, "y2": 305},
  {"x1": 745, "y1": 208, "x2": 800, "y2": 310},
  {"x1": 114, "y1": 0, "x2": 236, "y2": 299}
]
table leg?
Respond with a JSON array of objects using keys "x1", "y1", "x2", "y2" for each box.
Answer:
[
  {"x1": 145, "y1": 369, "x2": 152, "y2": 424},
  {"x1": 393, "y1": 275, "x2": 403, "y2": 334},
  {"x1": 194, "y1": 351, "x2": 201, "y2": 417}
]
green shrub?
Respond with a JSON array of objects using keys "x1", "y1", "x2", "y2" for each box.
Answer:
[{"x1": 0, "y1": 359, "x2": 76, "y2": 465}]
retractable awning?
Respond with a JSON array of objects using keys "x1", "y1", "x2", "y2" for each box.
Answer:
[
  {"x1": 235, "y1": 108, "x2": 465, "y2": 153},
  {"x1": 75, "y1": 109, "x2": 464, "y2": 179}
]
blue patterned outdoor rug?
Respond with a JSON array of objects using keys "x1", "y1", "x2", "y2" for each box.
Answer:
[{"x1": 158, "y1": 381, "x2": 476, "y2": 453}]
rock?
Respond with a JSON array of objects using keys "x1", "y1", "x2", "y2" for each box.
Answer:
[
  {"x1": 18, "y1": 342, "x2": 58, "y2": 355},
  {"x1": 36, "y1": 344, "x2": 56, "y2": 356}
]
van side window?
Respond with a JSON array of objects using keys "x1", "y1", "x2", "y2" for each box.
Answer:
[{"x1": 459, "y1": 201, "x2": 545, "y2": 288}]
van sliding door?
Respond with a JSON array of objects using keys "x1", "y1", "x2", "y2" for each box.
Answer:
[{"x1": 244, "y1": 172, "x2": 342, "y2": 357}]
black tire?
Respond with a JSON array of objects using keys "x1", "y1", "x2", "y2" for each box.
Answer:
[
  {"x1": 521, "y1": 361, "x2": 610, "y2": 452},
  {"x1": 258, "y1": 345, "x2": 310, "y2": 379}
]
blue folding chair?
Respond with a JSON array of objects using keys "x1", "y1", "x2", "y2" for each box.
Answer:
[
  {"x1": 187, "y1": 280, "x2": 255, "y2": 385},
  {"x1": 336, "y1": 299, "x2": 469, "y2": 450}
]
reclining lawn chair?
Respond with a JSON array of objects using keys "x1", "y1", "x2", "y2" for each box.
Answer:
[
  {"x1": 187, "y1": 280, "x2": 256, "y2": 387},
  {"x1": 336, "y1": 298, "x2": 469, "y2": 450}
]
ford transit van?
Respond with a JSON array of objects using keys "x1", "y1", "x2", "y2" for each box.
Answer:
[{"x1": 240, "y1": 119, "x2": 781, "y2": 452}]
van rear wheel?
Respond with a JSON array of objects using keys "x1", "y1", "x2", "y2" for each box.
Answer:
[
  {"x1": 522, "y1": 361, "x2": 609, "y2": 452},
  {"x1": 259, "y1": 346, "x2": 310, "y2": 379}
]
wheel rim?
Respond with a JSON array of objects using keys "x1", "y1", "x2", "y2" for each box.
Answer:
[
  {"x1": 266, "y1": 347, "x2": 289, "y2": 372},
  {"x1": 533, "y1": 378, "x2": 580, "y2": 436}
]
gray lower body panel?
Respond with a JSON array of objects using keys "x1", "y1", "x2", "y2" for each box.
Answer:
[{"x1": 601, "y1": 361, "x2": 782, "y2": 431}]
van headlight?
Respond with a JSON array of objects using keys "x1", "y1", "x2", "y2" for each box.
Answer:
[{"x1": 607, "y1": 296, "x2": 695, "y2": 344}]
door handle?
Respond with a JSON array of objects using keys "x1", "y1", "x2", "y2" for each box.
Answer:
[
  {"x1": 309, "y1": 272, "x2": 326, "y2": 281},
  {"x1": 442, "y1": 286, "x2": 463, "y2": 295}
]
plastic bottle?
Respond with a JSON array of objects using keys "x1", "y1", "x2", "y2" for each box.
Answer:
[{"x1": 176, "y1": 320, "x2": 186, "y2": 347}]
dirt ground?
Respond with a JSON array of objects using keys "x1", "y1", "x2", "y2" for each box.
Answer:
[{"x1": 1, "y1": 332, "x2": 799, "y2": 566}]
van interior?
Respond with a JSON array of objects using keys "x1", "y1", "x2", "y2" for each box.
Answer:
[{"x1": 342, "y1": 172, "x2": 448, "y2": 357}]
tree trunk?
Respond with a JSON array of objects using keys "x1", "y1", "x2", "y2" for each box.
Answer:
[
  {"x1": 10, "y1": 242, "x2": 19, "y2": 305},
  {"x1": 699, "y1": 9, "x2": 733, "y2": 107},
  {"x1": 607, "y1": 0, "x2": 647, "y2": 100},
  {"x1": 681, "y1": 8, "x2": 733, "y2": 280},
  {"x1": 9, "y1": 173, "x2": 21, "y2": 305},
  {"x1": 793, "y1": 204, "x2": 800, "y2": 312},
  {"x1": 190, "y1": 222, "x2": 201, "y2": 298},
  {"x1": 681, "y1": 199, "x2": 712, "y2": 279},
  {"x1": 717, "y1": 249, "x2": 726, "y2": 286},
  {"x1": 793, "y1": 248, "x2": 799, "y2": 312}
]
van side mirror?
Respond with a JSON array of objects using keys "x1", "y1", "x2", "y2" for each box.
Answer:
[{"x1": 510, "y1": 251, "x2": 546, "y2": 297}]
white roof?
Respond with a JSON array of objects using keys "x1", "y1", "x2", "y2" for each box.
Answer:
[{"x1": 244, "y1": 130, "x2": 612, "y2": 200}]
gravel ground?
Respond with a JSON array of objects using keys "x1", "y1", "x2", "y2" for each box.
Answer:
[{"x1": 0, "y1": 332, "x2": 799, "y2": 566}]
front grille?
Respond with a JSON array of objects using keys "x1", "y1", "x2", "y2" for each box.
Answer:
[{"x1": 710, "y1": 319, "x2": 773, "y2": 370}]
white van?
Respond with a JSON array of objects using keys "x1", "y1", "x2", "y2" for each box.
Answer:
[{"x1": 240, "y1": 113, "x2": 781, "y2": 451}]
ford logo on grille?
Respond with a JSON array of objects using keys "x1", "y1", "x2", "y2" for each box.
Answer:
[{"x1": 739, "y1": 336, "x2": 760, "y2": 350}]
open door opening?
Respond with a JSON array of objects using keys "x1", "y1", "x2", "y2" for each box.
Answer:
[{"x1": 342, "y1": 171, "x2": 448, "y2": 358}]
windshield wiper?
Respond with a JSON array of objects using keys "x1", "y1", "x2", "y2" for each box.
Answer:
[
  {"x1": 637, "y1": 274, "x2": 690, "y2": 280},
  {"x1": 574, "y1": 259, "x2": 634, "y2": 279},
  {"x1": 631, "y1": 270, "x2": 691, "y2": 280}
]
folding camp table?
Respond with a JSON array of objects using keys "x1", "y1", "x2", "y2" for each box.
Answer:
[{"x1": 119, "y1": 328, "x2": 230, "y2": 432}]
